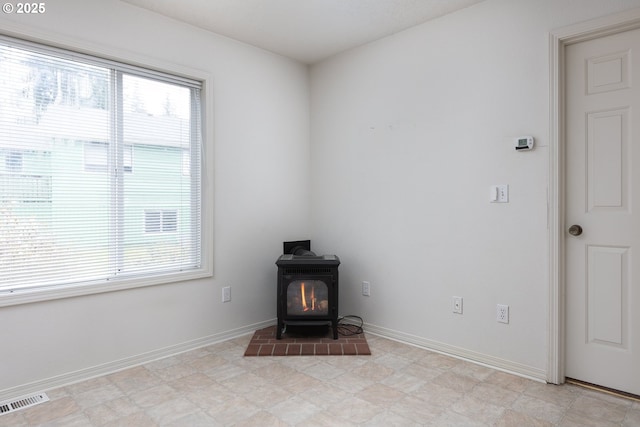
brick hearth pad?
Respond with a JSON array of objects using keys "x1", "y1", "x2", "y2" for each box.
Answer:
[{"x1": 244, "y1": 325, "x2": 371, "y2": 356}]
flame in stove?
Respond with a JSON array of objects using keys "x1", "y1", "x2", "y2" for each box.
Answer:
[
  {"x1": 300, "y1": 282, "x2": 318, "y2": 312},
  {"x1": 301, "y1": 282, "x2": 308, "y2": 311}
]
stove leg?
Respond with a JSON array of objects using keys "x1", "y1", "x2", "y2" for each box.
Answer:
[
  {"x1": 332, "y1": 320, "x2": 338, "y2": 339},
  {"x1": 277, "y1": 321, "x2": 284, "y2": 339}
]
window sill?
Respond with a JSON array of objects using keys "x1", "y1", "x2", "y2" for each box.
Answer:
[{"x1": 0, "y1": 268, "x2": 213, "y2": 307}]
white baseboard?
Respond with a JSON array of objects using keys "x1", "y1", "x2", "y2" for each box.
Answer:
[
  {"x1": 0, "y1": 319, "x2": 275, "y2": 403},
  {"x1": 361, "y1": 322, "x2": 547, "y2": 383},
  {"x1": 1, "y1": 318, "x2": 547, "y2": 402}
]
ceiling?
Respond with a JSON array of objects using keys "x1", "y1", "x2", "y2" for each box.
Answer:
[{"x1": 120, "y1": 0, "x2": 484, "y2": 64}]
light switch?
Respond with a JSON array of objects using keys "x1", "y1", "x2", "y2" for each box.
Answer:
[{"x1": 490, "y1": 185, "x2": 509, "y2": 203}]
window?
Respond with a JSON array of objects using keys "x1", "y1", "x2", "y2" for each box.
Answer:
[{"x1": 0, "y1": 36, "x2": 203, "y2": 294}]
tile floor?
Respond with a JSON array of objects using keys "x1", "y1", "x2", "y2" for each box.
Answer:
[{"x1": 2, "y1": 332, "x2": 640, "y2": 426}]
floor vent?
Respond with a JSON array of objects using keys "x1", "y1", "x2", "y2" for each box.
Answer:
[{"x1": 0, "y1": 393, "x2": 49, "y2": 416}]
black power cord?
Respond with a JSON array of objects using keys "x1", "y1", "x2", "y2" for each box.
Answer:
[{"x1": 337, "y1": 315, "x2": 364, "y2": 336}]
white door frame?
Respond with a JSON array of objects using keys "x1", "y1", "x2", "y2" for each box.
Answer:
[{"x1": 548, "y1": 8, "x2": 640, "y2": 385}]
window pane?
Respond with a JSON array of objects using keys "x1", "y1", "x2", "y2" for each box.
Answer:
[
  {"x1": 122, "y1": 74, "x2": 196, "y2": 274},
  {"x1": 0, "y1": 43, "x2": 112, "y2": 289},
  {"x1": 0, "y1": 37, "x2": 202, "y2": 293}
]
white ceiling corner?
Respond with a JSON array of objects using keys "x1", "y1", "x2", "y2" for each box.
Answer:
[{"x1": 120, "y1": 0, "x2": 485, "y2": 63}]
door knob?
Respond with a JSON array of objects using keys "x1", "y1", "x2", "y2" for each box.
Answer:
[{"x1": 568, "y1": 224, "x2": 583, "y2": 236}]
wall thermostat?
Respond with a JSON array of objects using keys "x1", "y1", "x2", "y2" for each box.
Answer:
[{"x1": 514, "y1": 136, "x2": 534, "y2": 151}]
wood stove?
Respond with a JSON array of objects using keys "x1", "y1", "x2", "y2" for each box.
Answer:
[{"x1": 276, "y1": 241, "x2": 340, "y2": 339}]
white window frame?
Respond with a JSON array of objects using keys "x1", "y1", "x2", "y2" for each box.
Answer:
[{"x1": 0, "y1": 29, "x2": 214, "y2": 307}]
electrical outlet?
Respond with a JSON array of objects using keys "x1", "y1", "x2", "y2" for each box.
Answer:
[
  {"x1": 497, "y1": 304, "x2": 509, "y2": 323},
  {"x1": 490, "y1": 184, "x2": 509, "y2": 203},
  {"x1": 452, "y1": 296, "x2": 463, "y2": 314},
  {"x1": 222, "y1": 286, "x2": 231, "y2": 303},
  {"x1": 362, "y1": 281, "x2": 371, "y2": 297}
]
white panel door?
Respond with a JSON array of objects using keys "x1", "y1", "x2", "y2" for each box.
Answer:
[{"x1": 565, "y1": 28, "x2": 640, "y2": 395}]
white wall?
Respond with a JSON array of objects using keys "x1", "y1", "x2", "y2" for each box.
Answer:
[
  {"x1": 0, "y1": 0, "x2": 310, "y2": 398},
  {"x1": 309, "y1": 0, "x2": 640, "y2": 378}
]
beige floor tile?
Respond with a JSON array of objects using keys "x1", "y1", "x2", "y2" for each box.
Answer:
[
  {"x1": 468, "y1": 382, "x2": 521, "y2": 406},
  {"x1": 63, "y1": 376, "x2": 112, "y2": 396},
  {"x1": 186, "y1": 352, "x2": 227, "y2": 372},
  {"x1": 150, "y1": 360, "x2": 197, "y2": 382},
  {"x1": 511, "y1": 393, "x2": 566, "y2": 424},
  {"x1": 204, "y1": 361, "x2": 248, "y2": 382},
  {"x1": 107, "y1": 366, "x2": 163, "y2": 394},
  {"x1": 46, "y1": 413, "x2": 94, "y2": 427},
  {"x1": 301, "y1": 360, "x2": 347, "y2": 381},
  {"x1": 205, "y1": 395, "x2": 260, "y2": 424},
  {"x1": 373, "y1": 352, "x2": 414, "y2": 370},
  {"x1": 268, "y1": 395, "x2": 323, "y2": 425},
  {"x1": 381, "y1": 370, "x2": 427, "y2": 393},
  {"x1": 72, "y1": 383, "x2": 125, "y2": 409},
  {"x1": 484, "y1": 370, "x2": 532, "y2": 393},
  {"x1": 145, "y1": 396, "x2": 201, "y2": 425},
  {"x1": 165, "y1": 410, "x2": 222, "y2": 427},
  {"x1": 411, "y1": 382, "x2": 464, "y2": 408},
  {"x1": 450, "y1": 360, "x2": 495, "y2": 381},
  {"x1": 234, "y1": 355, "x2": 279, "y2": 372},
  {"x1": 363, "y1": 409, "x2": 423, "y2": 427},
  {"x1": 241, "y1": 383, "x2": 293, "y2": 409},
  {"x1": 366, "y1": 336, "x2": 401, "y2": 352},
  {"x1": 433, "y1": 409, "x2": 493, "y2": 427},
  {"x1": 84, "y1": 402, "x2": 125, "y2": 425},
  {"x1": 168, "y1": 372, "x2": 217, "y2": 393},
  {"x1": 494, "y1": 408, "x2": 553, "y2": 427},
  {"x1": 329, "y1": 395, "x2": 385, "y2": 424},
  {"x1": 524, "y1": 381, "x2": 582, "y2": 407},
  {"x1": 355, "y1": 383, "x2": 406, "y2": 406},
  {"x1": 414, "y1": 350, "x2": 462, "y2": 371},
  {"x1": 236, "y1": 410, "x2": 290, "y2": 427},
  {"x1": 450, "y1": 394, "x2": 505, "y2": 423},
  {"x1": 401, "y1": 362, "x2": 443, "y2": 382},
  {"x1": 23, "y1": 396, "x2": 81, "y2": 425},
  {"x1": 274, "y1": 370, "x2": 324, "y2": 394},
  {"x1": 183, "y1": 383, "x2": 236, "y2": 408},
  {"x1": 330, "y1": 371, "x2": 375, "y2": 393},
  {"x1": 624, "y1": 407, "x2": 640, "y2": 427},
  {"x1": 281, "y1": 356, "x2": 324, "y2": 371},
  {"x1": 323, "y1": 355, "x2": 369, "y2": 370},
  {"x1": 390, "y1": 394, "x2": 444, "y2": 424},
  {"x1": 0, "y1": 411, "x2": 28, "y2": 426},
  {"x1": 103, "y1": 396, "x2": 141, "y2": 417},
  {"x1": 351, "y1": 360, "x2": 396, "y2": 382},
  {"x1": 432, "y1": 370, "x2": 479, "y2": 393},
  {"x1": 567, "y1": 394, "x2": 629, "y2": 424},
  {"x1": 298, "y1": 382, "x2": 352, "y2": 408},
  {"x1": 558, "y1": 410, "x2": 622, "y2": 427},
  {"x1": 297, "y1": 411, "x2": 357, "y2": 427},
  {"x1": 128, "y1": 384, "x2": 180, "y2": 408},
  {"x1": 251, "y1": 362, "x2": 298, "y2": 381},
  {"x1": 102, "y1": 410, "x2": 158, "y2": 427}
]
